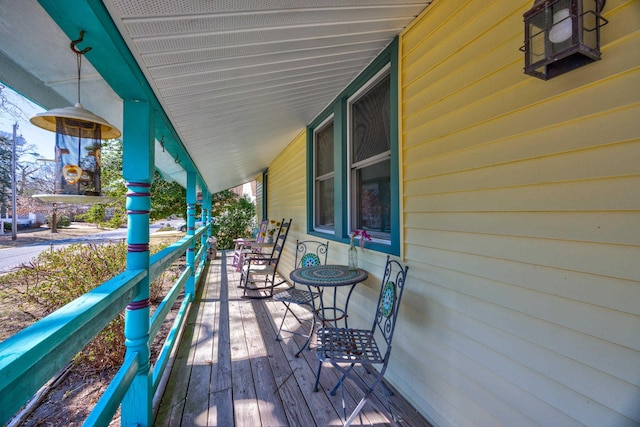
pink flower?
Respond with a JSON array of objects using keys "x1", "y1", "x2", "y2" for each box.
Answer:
[{"x1": 352, "y1": 229, "x2": 371, "y2": 248}]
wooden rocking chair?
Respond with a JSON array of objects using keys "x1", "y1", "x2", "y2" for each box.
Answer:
[
  {"x1": 231, "y1": 219, "x2": 268, "y2": 271},
  {"x1": 239, "y1": 218, "x2": 292, "y2": 299}
]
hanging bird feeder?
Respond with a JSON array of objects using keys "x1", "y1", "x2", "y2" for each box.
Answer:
[{"x1": 30, "y1": 31, "x2": 120, "y2": 204}]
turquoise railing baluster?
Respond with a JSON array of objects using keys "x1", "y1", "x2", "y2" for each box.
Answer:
[{"x1": 186, "y1": 171, "x2": 197, "y2": 297}]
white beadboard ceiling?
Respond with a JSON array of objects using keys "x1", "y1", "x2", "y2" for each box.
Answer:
[
  {"x1": 1, "y1": 1, "x2": 432, "y2": 193},
  {"x1": 103, "y1": 0, "x2": 432, "y2": 193}
]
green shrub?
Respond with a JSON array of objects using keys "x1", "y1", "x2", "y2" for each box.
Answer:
[
  {"x1": 211, "y1": 195, "x2": 256, "y2": 249},
  {"x1": 0, "y1": 240, "x2": 179, "y2": 372}
]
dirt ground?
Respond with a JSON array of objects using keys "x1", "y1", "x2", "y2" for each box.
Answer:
[{"x1": 0, "y1": 224, "x2": 185, "y2": 426}]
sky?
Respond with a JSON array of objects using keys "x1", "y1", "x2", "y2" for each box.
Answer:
[{"x1": 0, "y1": 84, "x2": 55, "y2": 160}]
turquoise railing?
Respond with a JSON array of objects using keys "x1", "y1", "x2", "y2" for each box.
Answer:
[{"x1": 0, "y1": 224, "x2": 210, "y2": 426}]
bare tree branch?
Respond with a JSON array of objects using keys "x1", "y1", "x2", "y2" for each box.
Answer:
[{"x1": 0, "y1": 84, "x2": 28, "y2": 122}]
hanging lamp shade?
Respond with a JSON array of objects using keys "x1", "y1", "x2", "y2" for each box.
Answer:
[
  {"x1": 29, "y1": 30, "x2": 121, "y2": 140},
  {"x1": 30, "y1": 102, "x2": 121, "y2": 139}
]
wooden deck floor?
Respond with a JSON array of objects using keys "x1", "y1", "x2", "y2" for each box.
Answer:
[{"x1": 154, "y1": 252, "x2": 431, "y2": 427}]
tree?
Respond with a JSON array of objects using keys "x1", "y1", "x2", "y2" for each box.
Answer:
[
  {"x1": 0, "y1": 84, "x2": 42, "y2": 217},
  {"x1": 79, "y1": 139, "x2": 188, "y2": 227},
  {"x1": 0, "y1": 84, "x2": 23, "y2": 120},
  {"x1": 0, "y1": 134, "x2": 10, "y2": 214},
  {"x1": 15, "y1": 146, "x2": 40, "y2": 195},
  {"x1": 210, "y1": 190, "x2": 256, "y2": 249},
  {"x1": 150, "y1": 172, "x2": 186, "y2": 221},
  {"x1": 77, "y1": 138, "x2": 126, "y2": 228},
  {"x1": 25, "y1": 160, "x2": 56, "y2": 196},
  {"x1": 64, "y1": 138, "x2": 256, "y2": 241}
]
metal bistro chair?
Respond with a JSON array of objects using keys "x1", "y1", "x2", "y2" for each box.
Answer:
[
  {"x1": 273, "y1": 239, "x2": 329, "y2": 355},
  {"x1": 315, "y1": 255, "x2": 409, "y2": 426},
  {"x1": 232, "y1": 219, "x2": 268, "y2": 271},
  {"x1": 239, "y1": 218, "x2": 292, "y2": 299}
]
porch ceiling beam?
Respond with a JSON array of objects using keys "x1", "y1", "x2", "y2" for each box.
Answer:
[{"x1": 0, "y1": 50, "x2": 69, "y2": 110}]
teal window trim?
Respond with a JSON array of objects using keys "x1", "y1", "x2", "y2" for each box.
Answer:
[
  {"x1": 307, "y1": 38, "x2": 400, "y2": 256},
  {"x1": 262, "y1": 168, "x2": 268, "y2": 220}
]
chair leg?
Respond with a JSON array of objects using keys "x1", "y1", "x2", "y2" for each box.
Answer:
[
  {"x1": 342, "y1": 367, "x2": 399, "y2": 427},
  {"x1": 330, "y1": 363, "x2": 355, "y2": 396},
  {"x1": 313, "y1": 361, "x2": 323, "y2": 392},
  {"x1": 275, "y1": 303, "x2": 305, "y2": 334},
  {"x1": 293, "y1": 312, "x2": 317, "y2": 357},
  {"x1": 360, "y1": 363, "x2": 394, "y2": 397},
  {"x1": 275, "y1": 302, "x2": 292, "y2": 341},
  {"x1": 238, "y1": 270, "x2": 246, "y2": 289},
  {"x1": 277, "y1": 304, "x2": 318, "y2": 358},
  {"x1": 232, "y1": 253, "x2": 239, "y2": 269},
  {"x1": 344, "y1": 396, "x2": 369, "y2": 427},
  {"x1": 242, "y1": 275, "x2": 248, "y2": 296},
  {"x1": 288, "y1": 308, "x2": 306, "y2": 325}
]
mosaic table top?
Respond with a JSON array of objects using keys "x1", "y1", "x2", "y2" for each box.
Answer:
[{"x1": 290, "y1": 264, "x2": 368, "y2": 288}]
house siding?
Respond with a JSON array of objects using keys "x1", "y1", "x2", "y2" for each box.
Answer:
[
  {"x1": 265, "y1": 130, "x2": 309, "y2": 273},
  {"x1": 265, "y1": 0, "x2": 640, "y2": 425},
  {"x1": 400, "y1": 0, "x2": 640, "y2": 426}
]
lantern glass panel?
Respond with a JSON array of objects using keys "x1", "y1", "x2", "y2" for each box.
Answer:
[
  {"x1": 549, "y1": 0, "x2": 575, "y2": 55},
  {"x1": 527, "y1": 11, "x2": 546, "y2": 67},
  {"x1": 55, "y1": 117, "x2": 102, "y2": 196}
]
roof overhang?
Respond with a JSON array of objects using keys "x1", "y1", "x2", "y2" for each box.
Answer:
[{"x1": 1, "y1": 0, "x2": 432, "y2": 193}]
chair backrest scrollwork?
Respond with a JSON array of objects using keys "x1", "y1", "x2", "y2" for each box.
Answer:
[
  {"x1": 374, "y1": 256, "x2": 409, "y2": 350},
  {"x1": 294, "y1": 239, "x2": 329, "y2": 270}
]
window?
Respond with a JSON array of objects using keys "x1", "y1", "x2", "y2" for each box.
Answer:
[
  {"x1": 349, "y1": 68, "x2": 391, "y2": 240},
  {"x1": 314, "y1": 117, "x2": 334, "y2": 232},
  {"x1": 307, "y1": 39, "x2": 399, "y2": 255}
]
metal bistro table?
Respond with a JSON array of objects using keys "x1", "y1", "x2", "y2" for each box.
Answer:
[
  {"x1": 289, "y1": 264, "x2": 368, "y2": 328},
  {"x1": 289, "y1": 264, "x2": 368, "y2": 390}
]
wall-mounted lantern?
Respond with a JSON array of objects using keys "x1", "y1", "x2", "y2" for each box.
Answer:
[
  {"x1": 30, "y1": 31, "x2": 120, "y2": 204},
  {"x1": 521, "y1": 0, "x2": 608, "y2": 80}
]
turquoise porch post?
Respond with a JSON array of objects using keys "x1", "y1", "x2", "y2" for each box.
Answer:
[
  {"x1": 202, "y1": 190, "x2": 211, "y2": 257},
  {"x1": 186, "y1": 171, "x2": 196, "y2": 297},
  {"x1": 121, "y1": 99, "x2": 154, "y2": 426},
  {"x1": 208, "y1": 191, "x2": 214, "y2": 235}
]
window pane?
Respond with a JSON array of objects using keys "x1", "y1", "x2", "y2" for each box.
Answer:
[
  {"x1": 315, "y1": 177, "x2": 334, "y2": 229},
  {"x1": 354, "y1": 160, "x2": 390, "y2": 235},
  {"x1": 315, "y1": 122, "x2": 334, "y2": 177},
  {"x1": 351, "y1": 76, "x2": 390, "y2": 164}
]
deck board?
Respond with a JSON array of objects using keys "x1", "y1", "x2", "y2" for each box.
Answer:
[
  {"x1": 154, "y1": 253, "x2": 432, "y2": 427},
  {"x1": 209, "y1": 260, "x2": 233, "y2": 426},
  {"x1": 183, "y1": 273, "x2": 216, "y2": 426}
]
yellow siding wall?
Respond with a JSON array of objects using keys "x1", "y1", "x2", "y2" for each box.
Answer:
[
  {"x1": 400, "y1": 0, "x2": 640, "y2": 426},
  {"x1": 265, "y1": 1, "x2": 639, "y2": 425},
  {"x1": 265, "y1": 130, "x2": 309, "y2": 273}
]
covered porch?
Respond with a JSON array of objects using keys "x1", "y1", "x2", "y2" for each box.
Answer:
[
  {"x1": 1, "y1": 0, "x2": 638, "y2": 425},
  {"x1": 155, "y1": 252, "x2": 430, "y2": 426}
]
